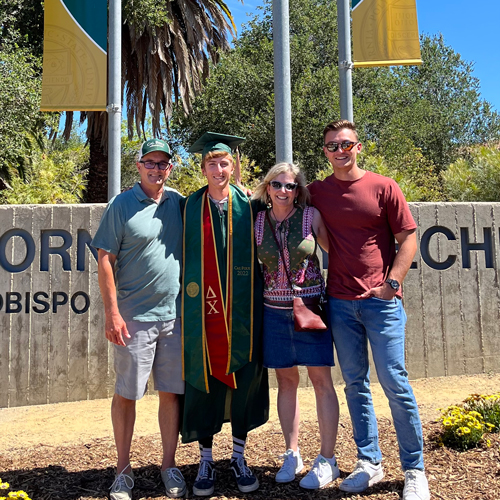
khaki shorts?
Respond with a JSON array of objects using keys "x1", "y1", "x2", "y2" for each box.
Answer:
[{"x1": 114, "y1": 318, "x2": 185, "y2": 400}]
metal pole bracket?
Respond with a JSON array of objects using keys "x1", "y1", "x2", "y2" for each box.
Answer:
[
  {"x1": 339, "y1": 60, "x2": 354, "y2": 70},
  {"x1": 106, "y1": 104, "x2": 121, "y2": 113}
]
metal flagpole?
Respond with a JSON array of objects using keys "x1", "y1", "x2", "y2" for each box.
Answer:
[
  {"x1": 337, "y1": 0, "x2": 354, "y2": 121},
  {"x1": 107, "y1": 0, "x2": 122, "y2": 200},
  {"x1": 273, "y1": 0, "x2": 293, "y2": 164}
]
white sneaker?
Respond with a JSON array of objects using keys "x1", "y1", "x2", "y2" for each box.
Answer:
[
  {"x1": 275, "y1": 449, "x2": 304, "y2": 483},
  {"x1": 403, "y1": 469, "x2": 430, "y2": 500},
  {"x1": 339, "y1": 459, "x2": 384, "y2": 493},
  {"x1": 110, "y1": 465, "x2": 135, "y2": 500},
  {"x1": 299, "y1": 454, "x2": 340, "y2": 490}
]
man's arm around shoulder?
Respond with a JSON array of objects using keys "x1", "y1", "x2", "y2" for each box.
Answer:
[{"x1": 97, "y1": 249, "x2": 130, "y2": 346}]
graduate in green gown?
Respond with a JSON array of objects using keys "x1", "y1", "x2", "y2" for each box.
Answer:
[{"x1": 181, "y1": 132, "x2": 269, "y2": 496}]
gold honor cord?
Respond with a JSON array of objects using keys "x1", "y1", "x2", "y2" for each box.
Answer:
[
  {"x1": 249, "y1": 199, "x2": 255, "y2": 361},
  {"x1": 226, "y1": 189, "x2": 234, "y2": 376},
  {"x1": 200, "y1": 191, "x2": 209, "y2": 393},
  {"x1": 181, "y1": 200, "x2": 187, "y2": 383}
]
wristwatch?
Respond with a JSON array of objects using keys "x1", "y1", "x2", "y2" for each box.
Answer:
[{"x1": 385, "y1": 278, "x2": 400, "y2": 291}]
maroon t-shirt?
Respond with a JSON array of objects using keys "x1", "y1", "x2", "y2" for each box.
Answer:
[{"x1": 308, "y1": 171, "x2": 416, "y2": 300}]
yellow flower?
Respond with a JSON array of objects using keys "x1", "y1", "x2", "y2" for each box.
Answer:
[
  {"x1": 461, "y1": 427, "x2": 471, "y2": 434},
  {"x1": 0, "y1": 483, "x2": 9, "y2": 490}
]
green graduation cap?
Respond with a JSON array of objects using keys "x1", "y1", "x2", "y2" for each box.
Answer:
[{"x1": 188, "y1": 132, "x2": 245, "y2": 157}]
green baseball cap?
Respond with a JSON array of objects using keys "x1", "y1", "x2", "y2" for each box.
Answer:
[
  {"x1": 188, "y1": 132, "x2": 245, "y2": 158},
  {"x1": 138, "y1": 138, "x2": 172, "y2": 160}
]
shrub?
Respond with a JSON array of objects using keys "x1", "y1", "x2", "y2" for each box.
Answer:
[
  {"x1": 439, "y1": 405, "x2": 489, "y2": 451},
  {"x1": 442, "y1": 145, "x2": 500, "y2": 201},
  {"x1": 439, "y1": 392, "x2": 499, "y2": 451},
  {"x1": 463, "y1": 393, "x2": 500, "y2": 433}
]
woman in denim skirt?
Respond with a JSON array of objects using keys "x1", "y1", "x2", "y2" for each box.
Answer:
[{"x1": 252, "y1": 163, "x2": 340, "y2": 490}]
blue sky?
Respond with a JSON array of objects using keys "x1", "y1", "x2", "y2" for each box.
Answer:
[{"x1": 225, "y1": 0, "x2": 500, "y2": 112}]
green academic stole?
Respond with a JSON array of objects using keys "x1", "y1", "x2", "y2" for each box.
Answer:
[{"x1": 182, "y1": 185, "x2": 255, "y2": 393}]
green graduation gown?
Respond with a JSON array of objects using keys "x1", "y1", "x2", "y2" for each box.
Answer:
[{"x1": 181, "y1": 185, "x2": 269, "y2": 443}]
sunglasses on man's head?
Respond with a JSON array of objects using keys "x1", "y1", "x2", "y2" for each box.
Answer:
[
  {"x1": 139, "y1": 160, "x2": 171, "y2": 170},
  {"x1": 270, "y1": 181, "x2": 298, "y2": 191},
  {"x1": 324, "y1": 141, "x2": 358, "y2": 153}
]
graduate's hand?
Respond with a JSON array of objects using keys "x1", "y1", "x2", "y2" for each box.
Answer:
[{"x1": 105, "y1": 311, "x2": 130, "y2": 346}]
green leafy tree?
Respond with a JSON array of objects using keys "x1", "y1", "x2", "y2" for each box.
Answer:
[
  {"x1": 0, "y1": 36, "x2": 56, "y2": 183},
  {"x1": 73, "y1": 0, "x2": 236, "y2": 202},
  {"x1": 0, "y1": 0, "x2": 44, "y2": 57},
  {"x1": 359, "y1": 36, "x2": 500, "y2": 171},
  {"x1": 1, "y1": 0, "x2": 236, "y2": 202},
  {"x1": 174, "y1": 0, "x2": 500, "y2": 194},
  {"x1": 173, "y1": 0, "x2": 340, "y2": 182}
]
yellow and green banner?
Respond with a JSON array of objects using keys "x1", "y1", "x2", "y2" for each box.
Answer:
[
  {"x1": 352, "y1": 0, "x2": 422, "y2": 68},
  {"x1": 41, "y1": 0, "x2": 107, "y2": 111}
]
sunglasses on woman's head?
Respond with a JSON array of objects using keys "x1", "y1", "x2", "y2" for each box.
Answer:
[
  {"x1": 270, "y1": 181, "x2": 298, "y2": 191},
  {"x1": 324, "y1": 141, "x2": 358, "y2": 153}
]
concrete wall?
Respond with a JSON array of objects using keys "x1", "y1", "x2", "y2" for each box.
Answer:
[{"x1": 0, "y1": 203, "x2": 499, "y2": 408}]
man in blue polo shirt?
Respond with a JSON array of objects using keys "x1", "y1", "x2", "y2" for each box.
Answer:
[{"x1": 92, "y1": 139, "x2": 185, "y2": 500}]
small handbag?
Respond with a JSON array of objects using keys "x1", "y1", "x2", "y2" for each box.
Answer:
[{"x1": 266, "y1": 211, "x2": 328, "y2": 332}]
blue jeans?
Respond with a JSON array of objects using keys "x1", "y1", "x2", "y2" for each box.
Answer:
[{"x1": 328, "y1": 296, "x2": 424, "y2": 471}]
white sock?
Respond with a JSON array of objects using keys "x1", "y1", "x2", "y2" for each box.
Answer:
[
  {"x1": 232, "y1": 436, "x2": 246, "y2": 460},
  {"x1": 199, "y1": 442, "x2": 213, "y2": 462}
]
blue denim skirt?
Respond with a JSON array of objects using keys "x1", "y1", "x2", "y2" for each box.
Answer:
[{"x1": 263, "y1": 305, "x2": 334, "y2": 369}]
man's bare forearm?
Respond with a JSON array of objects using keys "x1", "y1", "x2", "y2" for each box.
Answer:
[{"x1": 389, "y1": 229, "x2": 417, "y2": 284}]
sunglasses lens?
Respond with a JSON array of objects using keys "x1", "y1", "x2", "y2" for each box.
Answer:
[
  {"x1": 341, "y1": 142, "x2": 356, "y2": 151},
  {"x1": 325, "y1": 141, "x2": 357, "y2": 152},
  {"x1": 270, "y1": 181, "x2": 297, "y2": 191}
]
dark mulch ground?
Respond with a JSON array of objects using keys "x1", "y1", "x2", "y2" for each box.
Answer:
[{"x1": 1, "y1": 417, "x2": 499, "y2": 500}]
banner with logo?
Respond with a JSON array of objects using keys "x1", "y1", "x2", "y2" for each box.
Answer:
[
  {"x1": 352, "y1": 0, "x2": 422, "y2": 68},
  {"x1": 41, "y1": 0, "x2": 107, "y2": 111}
]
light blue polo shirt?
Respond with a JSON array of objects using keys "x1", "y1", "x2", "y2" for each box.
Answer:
[{"x1": 92, "y1": 183, "x2": 184, "y2": 322}]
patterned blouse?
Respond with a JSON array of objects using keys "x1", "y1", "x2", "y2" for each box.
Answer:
[{"x1": 255, "y1": 206, "x2": 325, "y2": 308}]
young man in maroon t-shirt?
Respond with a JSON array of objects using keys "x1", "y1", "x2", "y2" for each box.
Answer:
[{"x1": 308, "y1": 120, "x2": 430, "y2": 500}]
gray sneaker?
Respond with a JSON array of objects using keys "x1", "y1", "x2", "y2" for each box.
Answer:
[
  {"x1": 110, "y1": 466, "x2": 135, "y2": 500},
  {"x1": 161, "y1": 467, "x2": 187, "y2": 498}
]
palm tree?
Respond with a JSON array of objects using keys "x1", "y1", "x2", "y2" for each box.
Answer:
[{"x1": 67, "y1": 0, "x2": 235, "y2": 202}]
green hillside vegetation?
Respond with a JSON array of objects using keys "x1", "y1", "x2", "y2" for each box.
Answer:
[{"x1": 1, "y1": 0, "x2": 500, "y2": 202}]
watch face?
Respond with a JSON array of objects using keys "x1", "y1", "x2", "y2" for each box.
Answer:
[{"x1": 387, "y1": 279, "x2": 399, "y2": 290}]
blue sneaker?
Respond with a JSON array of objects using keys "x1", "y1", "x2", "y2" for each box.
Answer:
[
  {"x1": 230, "y1": 457, "x2": 259, "y2": 493},
  {"x1": 193, "y1": 460, "x2": 216, "y2": 496}
]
